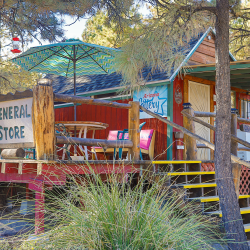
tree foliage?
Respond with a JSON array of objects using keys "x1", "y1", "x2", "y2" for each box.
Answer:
[
  {"x1": 0, "y1": 58, "x2": 40, "y2": 94},
  {"x1": 82, "y1": 8, "x2": 143, "y2": 48}
]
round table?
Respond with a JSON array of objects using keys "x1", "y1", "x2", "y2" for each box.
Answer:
[{"x1": 56, "y1": 121, "x2": 108, "y2": 160}]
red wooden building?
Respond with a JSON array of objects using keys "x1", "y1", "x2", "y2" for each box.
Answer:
[{"x1": 2, "y1": 26, "x2": 250, "y2": 236}]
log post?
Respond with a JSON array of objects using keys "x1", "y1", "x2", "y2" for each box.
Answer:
[
  {"x1": 128, "y1": 101, "x2": 140, "y2": 161},
  {"x1": 183, "y1": 103, "x2": 197, "y2": 160},
  {"x1": 1, "y1": 148, "x2": 25, "y2": 159},
  {"x1": 33, "y1": 79, "x2": 55, "y2": 160},
  {"x1": 231, "y1": 108, "x2": 241, "y2": 198}
]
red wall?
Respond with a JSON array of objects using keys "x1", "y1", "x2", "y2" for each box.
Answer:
[
  {"x1": 55, "y1": 99, "x2": 131, "y2": 140},
  {"x1": 172, "y1": 77, "x2": 184, "y2": 160},
  {"x1": 55, "y1": 99, "x2": 168, "y2": 160}
]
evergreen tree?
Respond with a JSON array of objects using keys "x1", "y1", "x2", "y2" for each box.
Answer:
[{"x1": 82, "y1": 8, "x2": 142, "y2": 48}]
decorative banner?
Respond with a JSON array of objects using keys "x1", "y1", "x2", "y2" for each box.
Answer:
[
  {"x1": 133, "y1": 85, "x2": 168, "y2": 119},
  {"x1": 174, "y1": 84, "x2": 182, "y2": 104},
  {"x1": 0, "y1": 97, "x2": 34, "y2": 148}
]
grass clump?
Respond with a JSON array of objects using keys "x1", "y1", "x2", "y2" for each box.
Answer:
[{"x1": 18, "y1": 170, "x2": 225, "y2": 250}]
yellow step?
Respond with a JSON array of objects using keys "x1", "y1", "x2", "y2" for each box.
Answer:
[
  {"x1": 244, "y1": 223, "x2": 250, "y2": 232},
  {"x1": 153, "y1": 160, "x2": 202, "y2": 164},
  {"x1": 188, "y1": 195, "x2": 250, "y2": 203},
  {"x1": 167, "y1": 171, "x2": 215, "y2": 176},
  {"x1": 176, "y1": 182, "x2": 217, "y2": 189},
  {"x1": 207, "y1": 207, "x2": 250, "y2": 217}
]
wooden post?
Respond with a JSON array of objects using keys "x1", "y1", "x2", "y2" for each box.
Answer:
[
  {"x1": 33, "y1": 79, "x2": 55, "y2": 160},
  {"x1": 128, "y1": 101, "x2": 140, "y2": 161},
  {"x1": 183, "y1": 103, "x2": 197, "y2": 160},
  {"x1": 210, "y1": 85, "x2": 215, "y2": 160},
  {"x1": 231, "y1": 109, "x2": 241, "y2": 198},
  {"x1": 35, "y1": 183, "x2": 45, "y2": 235}
]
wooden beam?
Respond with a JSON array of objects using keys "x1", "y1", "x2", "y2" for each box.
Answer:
[
  {"x1": 231, "y1": 87, "x2": 248, "y2": 94},
  {"x1": 1, "y1": 148, "x2": 25, "y2": 159},
  {"x1": 56, "y1": 136, "x2": 133, "y2": 148},
  {"x1": 238, "y1": 147, "x2": 250, "y2": 151},
  {"x1": 18, "y1": 162, "x2": 23, "y2": 174},
  {"x1": 1, "y1": 162, "x2": 6, "y2": 173},
  {"x1": 128, "y1": 101, "x2": 140, "y2": 161},
  {"x1": 140, "y1": 105, "x2": 250, "y2": 169},
  {"x1": 183, "y1": 106, "x2": 197, "y2": 160},
  {"x1": 184, "y1": 75, "x2": 215, "y2": 86},
  {"x1": 54, "y1": 93, "x2": 132, "y2": 109},
  {"x1": 210, "y1": 85, "x2": 214, "y2": 160},
  {"x1": 238, "y1": 117, "x2": 250, "y2": 125},
  {"x1": 194, "y1": 111, "x2": 216, "y2": 117},
  {"x1": 231, "y1": 111, "x2": 241, "y2": 198},
  {"x1": 182, "y1": 110, "x2": 250, "y2": 149},
  {"x1": 33, "y1": 81, "x2": 55, "y2": 160}
]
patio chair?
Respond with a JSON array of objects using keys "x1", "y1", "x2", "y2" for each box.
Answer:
[
  {"x1": 114, "y1": 122, "x2": 146, "y2": 159},
  {"x1": 92, "y1": 127, "x2": 156, "y2": 161}
]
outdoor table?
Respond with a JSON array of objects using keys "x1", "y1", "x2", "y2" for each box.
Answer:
[{"x1": 55, "y1": 121, "x2": 108, "y2": 160}]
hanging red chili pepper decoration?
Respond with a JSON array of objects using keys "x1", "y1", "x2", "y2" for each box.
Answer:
[{"x1": 11, "y1": 37, "x2": 21, "y2": 53}]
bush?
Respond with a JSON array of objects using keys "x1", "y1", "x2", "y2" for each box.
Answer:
[{"x1": 17, "y1": 169, "x2": 225, "y2": 250}]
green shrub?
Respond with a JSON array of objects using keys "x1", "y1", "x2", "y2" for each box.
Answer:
[{"x1": 17, "y1": 169, "x2": 225, "y2": 250}]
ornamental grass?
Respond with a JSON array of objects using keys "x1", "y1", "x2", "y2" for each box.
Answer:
[{"x1": 5, "y1": 164, "x2": 225, "y2": 249}]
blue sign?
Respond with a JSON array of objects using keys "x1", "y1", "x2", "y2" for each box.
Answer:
[{"x1": 133, "y1": 85, "x2": 168, "y2": 119}]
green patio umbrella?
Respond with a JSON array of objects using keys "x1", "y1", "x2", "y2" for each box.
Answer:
[{"x1": 12, "y1": 38, "x2": 120, "y2": 120}]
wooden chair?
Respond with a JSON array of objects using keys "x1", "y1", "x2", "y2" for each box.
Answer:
[{"x1": 92, "y1": 129, "x2": 155, "y2": 160}]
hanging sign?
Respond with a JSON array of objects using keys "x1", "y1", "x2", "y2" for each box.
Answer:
[
  {"x1": 0, "y1": 97, "x2": 34, "y2": 148},
  {"x1": 133, "y1": 85, "x2": 168, "y2": 119}
]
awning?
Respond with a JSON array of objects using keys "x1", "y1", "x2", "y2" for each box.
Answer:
[{"x1": 183, "y1": 60, "x2": 250, "y2": 90}]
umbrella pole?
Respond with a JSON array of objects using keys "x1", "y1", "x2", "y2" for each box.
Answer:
[{"x1": 73, "y1": 46, "x2": 77, "y2": 156}]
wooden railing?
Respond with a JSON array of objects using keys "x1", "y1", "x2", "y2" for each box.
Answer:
[{"x1": 33, "y1": 80, "x2": 140, "y2": 161}]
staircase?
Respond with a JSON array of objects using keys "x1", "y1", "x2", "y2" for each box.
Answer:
[{"x1": 153, "y1": 160, "x2": 250, "y2": 233}]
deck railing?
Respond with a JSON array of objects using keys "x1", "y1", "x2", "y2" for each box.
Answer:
[{"x1": 34, "y1": 80, "x2": 140, "y2": 162}]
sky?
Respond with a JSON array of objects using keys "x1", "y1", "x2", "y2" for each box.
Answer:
[
  {"x1": 29, "y1": 4, "x2": 150, "y2": 48},
  {"x1": 30, "y1": 16, "x2": 88, "y2": 47}
]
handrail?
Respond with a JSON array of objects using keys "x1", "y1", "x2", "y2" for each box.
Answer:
[
  {"x1": 194, "y1": 111, "x2": 250, "y2": 126},
  {"x1": 54, "y1": 93, "x2": 132, "y2": 109},
  {"x1": 56, "y1": 136, "x2": 133, "y2": 148},
  {"x1": 140, "y1": 105, "x2": 250, "y2": 168},
  {"x1": 182, "y1": 110, "x2": 250, "y2": 149},
  {"x1": 238, "y1": 117, "x2": 250, "y2": 125},
  {"x1": 197, "y1": 144, "x2": 250, "y2": 151},
  {"x1": 194, "y1": 111, "x2": 216, "y2": 117}
]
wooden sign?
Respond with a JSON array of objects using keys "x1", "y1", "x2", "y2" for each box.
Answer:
[
  {"x1": 0, "y1": 90, "x2": 34, "y2": 148},
  {"x1": 240, "y1": 124, "x2": 250, "y2": 133}
]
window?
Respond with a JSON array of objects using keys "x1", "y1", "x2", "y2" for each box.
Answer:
[
  {"x1": 241, "y1": 99, "x2": 250, "y2": 119},
  {"x1": 231, "y1": 91, "x2": 236, "y2": 109}
]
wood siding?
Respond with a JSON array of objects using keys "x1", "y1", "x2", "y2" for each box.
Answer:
[
  {"x1": 54, "y1": 99, "x2": 168, "y2": 160},
  {"x1": 189, "y1": 33, "x2": 216, "y2": 65}
]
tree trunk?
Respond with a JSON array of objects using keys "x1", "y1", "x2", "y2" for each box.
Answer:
[{"x1": 215, "y1": 0, "x2": 249, "y2": 248}]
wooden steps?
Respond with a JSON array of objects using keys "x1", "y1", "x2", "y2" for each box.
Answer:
[
  {"x1": 206, "y1": 207, "x2": 250, "y2": 217},
  {"x1": 167, "y1": 171, "x2": 215, "y2": 176},
  {"x1": 244, "y1": 223, "x2": 250, "y2": 233},
  {"x1": 188, "y1": 195, "x2": 250, "y2": 203},
  {"x1": 175, "y1": 182, "x2": 217, "y2": 189},
  {"x1": 162, "y1": 161, "x2": 250, "y2": 233}
]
